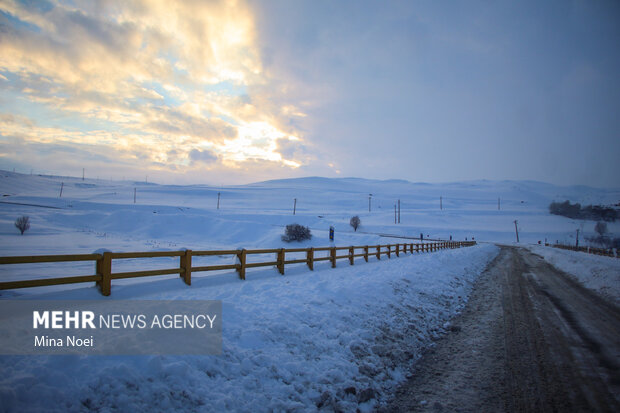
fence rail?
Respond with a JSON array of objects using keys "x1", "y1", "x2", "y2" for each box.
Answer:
[
  {"x1": 0, "y1": 241, "x2": 476, "y2": 296},
  {"x1": 552, "y1": 244, "x2": 618, "y2": 258}
]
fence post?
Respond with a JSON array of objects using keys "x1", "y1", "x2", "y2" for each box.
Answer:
[
  {"x1": 364, "y1": 246, "x2": 369, "y2": 262},
  {"x1": 387, "y1": 245, "x2": 391, "y2": 258},
  {"x1": 307, "y1": 247, "x2": 314, "y2": 270},
  {"x1": 376, "y1": 246, "x2": 381, "y2": 260},
  {"x1": 410, "y1": 243, "x2": 413, "y2": 253},
  {"x1": 180, "y1": 249, "x2": 192, "y2": 285},
  {"x1": 277, "y1": 248, "x2": 285, "y2": 275},
  {"x1": 330, "y1": 247, "x2": 336, "y2": 268},
  {"x1": 237, "y1": 249, "x2": 246, "y2": 280},
  {"x1": 349, "y1": 246, "x2": 354, "y2": 265},
  {"x1": 395, "y1": 244, "x2": 400, "y2": 257},
  {"x1": 96, "y1": 254, "x2": 102, "y2": 290},
  {"x1": 98, "y1": 252, "x2": 112, "y2": 296}
]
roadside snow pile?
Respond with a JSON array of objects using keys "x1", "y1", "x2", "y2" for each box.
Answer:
[
  {"x1": 0, "y1": 244, "x2": 499, "y2": 412},
  {"x1": 528, "y1": 245, "x2": 620, "y2": 305}
]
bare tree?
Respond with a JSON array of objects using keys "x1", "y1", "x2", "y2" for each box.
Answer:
[
  {"x1": 595, "y1": 221, "x2": 608, "y2": 236},
  {"x1": 15, "y1": 216, "x2": 30, "y2": 235},
  {"x1": 350, "y1": 216, "x2": 361, "y2": 232}
]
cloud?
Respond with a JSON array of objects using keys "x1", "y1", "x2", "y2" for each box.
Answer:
[
  {"x1": 0, "y1": 0, "x2": 310, "y2": 183},
  {"x1": 189, "y1": 148, "x2": 218, "y2": 164},
  {"x1": 144, "y1": 106, "x2": 238, "y2": 142},
  {"x1": 275, "y1": 137, "x2": 315, "y2": 166}
]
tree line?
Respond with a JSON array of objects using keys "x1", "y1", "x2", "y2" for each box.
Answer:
[{"x1": 549, "y1": 200, "x2": 617, "y2": 222}]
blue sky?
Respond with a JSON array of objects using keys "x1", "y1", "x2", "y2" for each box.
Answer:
[{"x1": 0, "y1": 0, "x2": 619, "y2": 187}]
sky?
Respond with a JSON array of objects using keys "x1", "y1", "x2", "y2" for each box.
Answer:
[{"x1": 0, "y1": 0, "x2": 619, "y2": 187}]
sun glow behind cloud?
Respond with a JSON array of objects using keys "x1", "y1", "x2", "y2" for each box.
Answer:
[{"x1": 0, "y1": 0, "x2": 310, "y2": 183}]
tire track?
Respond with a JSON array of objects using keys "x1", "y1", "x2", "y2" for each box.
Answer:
[{"x1": 382, "y1": 246, "x2": 620, "y2": 412}]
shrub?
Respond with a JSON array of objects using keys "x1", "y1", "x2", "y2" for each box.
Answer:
[
  {"x1": 15, "y1": 215, "x2": 30, "y2": 235},
  {"x1": 282, "y1": 224, "x2": 312, "y2": 242},
  {"x1": 350, "y1": 216, "x2": 361, "y2": 232}
]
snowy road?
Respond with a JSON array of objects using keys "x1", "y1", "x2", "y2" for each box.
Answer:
[{"x1": 383, "y1": 246, "x2": 620, "y2": 412}]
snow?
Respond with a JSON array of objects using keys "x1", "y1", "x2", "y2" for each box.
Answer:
[
  {"x1": 1, "y1": 172, "x2": 619, "y2": 260},
  {"x1": 0, "y1": 170, "x2": 618, "y2": 411},
  {"x1": 527, "y1": 245, "x2": 620, "y2": 306},
  {"x1": 0, "y1": 244, "x2": 499, "y2": 412}
]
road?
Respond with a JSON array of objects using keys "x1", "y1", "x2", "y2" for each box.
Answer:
[{"x1": 382, "y1": 246, "x2": 620, "y2": 412}]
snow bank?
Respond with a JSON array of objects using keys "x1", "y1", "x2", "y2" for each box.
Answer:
[
  {"x1": 527, "y1": 245, "x2": 620, "y2": 305},
  {"x1": 0, "y1": 244, "x2": 499, "y2": 412}
]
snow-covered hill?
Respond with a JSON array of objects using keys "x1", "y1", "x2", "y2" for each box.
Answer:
[
  {"x1": 0, "y1": 171, "x2": 619, "y2": 411},
  {"x1": 1, "y1": 170, "x2": 618, "y2": 259}
]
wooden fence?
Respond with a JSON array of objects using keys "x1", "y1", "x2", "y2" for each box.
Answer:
[
  {"x1": 552, "y1": 244, "x2": 618, "y2": 258},
  {"x1": 0, "y1": 241, "x2": 476, "y2": 296}
]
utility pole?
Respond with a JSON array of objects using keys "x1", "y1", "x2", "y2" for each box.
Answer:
[
  {"x1": 394, "y1": 204, "x2": 397, "y2": 224},
  {"x1": 514, "y1": 220, "x2": 520, "y2": 243},
  {"x1": 59, "y1": 182, "x2": 64, "y2": 198},
  {"x1": 82, "y1": 168, "x2": 84, "y2": 181},
  {"x1": 576, "y1": 229, "x2": 579, "y2": 248},
  {"x1": 498, "y1": 197, "x2": 501, "y2": 211},
  {"x1": 369, "y1": 194, "x2": 372, "y2": 212},
  {"x1": 134, "y1": 188, "x2": 136, "y2": 204},
  {"x1": 217, "y1": 192, "x2": 221, "y2": 209},
  {"x1": 293, "y1": 198, "x2": 297, "y2": 215},
  {"x1": 398, "y1": 199, "x2": 401, "y2": 223},
  {"x1": 440, "y1": 196, "x2": 443, "y2": 210}
]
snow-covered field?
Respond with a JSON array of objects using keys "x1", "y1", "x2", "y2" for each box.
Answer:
[
  {"x1": 0, "y1": 171, "x2": 618, "y2": 411},
  {"x1": 1, "y1": 171, "x2": 618, "y2": 257}
]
